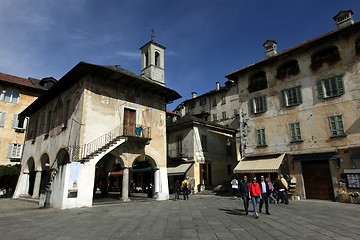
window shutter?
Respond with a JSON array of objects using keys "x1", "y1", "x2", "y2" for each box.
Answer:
[
  {"x1": 262, "y1": 95, "x2": 267, "y2": 111},
  {"x1": 316, "y1": 80, "x2": 324, "y2": 99},
  {"x1": 18, "y1": 144, "x2": 23, "y2": 158},
  {"x1": 0, "y1": 112, "x2": 6, "y2": 127},
  {"x1": 280, "y1": 90, "x2": 286, "y2": 107},
  {"x1": 7, "y1": 143, "x2": 13, "y2": 158},
  {"x1": 296, "y1": 87, "x2": 303, "y2": 103},
  {"x1": 249, "y1": 99, "x2": 254, "y2": 114},
  {"x1": 336, "y1": 75, "x2": 345, "y2": 95},
  {"x1": 12, "y1": 114, "x2": 19, "y2": 128}
]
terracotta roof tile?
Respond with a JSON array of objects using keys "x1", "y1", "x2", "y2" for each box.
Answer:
[{"x1": 0, "y1": 72, "x2": 35, "y2": 88}]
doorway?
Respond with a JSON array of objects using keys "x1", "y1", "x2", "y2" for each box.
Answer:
[{"x1": 124, "y1": 108, "x2": 136, "y2": 136}]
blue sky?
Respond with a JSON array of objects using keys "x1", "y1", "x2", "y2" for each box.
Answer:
[{"x1": 1, "y1": 0, "x2": 359, "y2": 110}]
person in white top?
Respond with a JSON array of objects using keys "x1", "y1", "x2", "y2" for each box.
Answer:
[{"x1": 231, "y1": 177, "x2": 239, "y2": 198}]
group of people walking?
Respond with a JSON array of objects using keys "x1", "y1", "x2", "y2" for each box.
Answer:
[
  {"x1": 173, "y1": 178, "x2": 191, "y2": 200},
  {"x1": 232, "y1": 174, "x2": 289, "y2": 219}
]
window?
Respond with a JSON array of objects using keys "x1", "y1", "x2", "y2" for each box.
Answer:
[
  {"x1": 311, "y1": 47, "x2": 341, "y2": 71},
  {"x1": 12, "y1": 114, "x2": 27, "y2": 130},
  {"x1": 201, "y1": 135, "x2": 208, "y2": 152},
  {"x1": 250, "y1": 95, "x2": 267, "y2": 114},
  {"x1": 289, "y1": 123, "x2": 302, "y2": 142},
  {"x1": 145, "y1": 52, "x2": 149, "y2": 67},
  {"x1": 276, "y1": 60, "x2": 300, "y2": 80},
  {"x1": 176, "y1": 135, "x2": 183, "y2": 156},
  {"x1": 281, "y1": 86, "x2": 302, "y2": 107},
  {"x1": 222, "y1": 111, "x2": 227, "y2": 119},
  {"x1": 4, "y1": 90, "x2": 19, "y2": 103},
  {"x1": 212, "y1": 114, "x2": 217, "y2": 121},
  {"x1": 155, "y1": 52, "x2": 160, "y2": 67},
  {"x1": 8, "y1": 143, "x2": 23, "y2": 159},
  {"x1": 0, "y1": 112, "x2": 6, "y2": 127},
  {"x1": 317, "y1": 75, "x2": 344, "y2": 99},
  {"x1": 328, "y1": 115, "x2": 345, "y2": 137},
  {"x1": 199, "y1": 98, "x2": 206, "y2": 106},
  {"x1": 256, "y1": 129, "x2": 266, "y2": 146},
  {"x1": 249, "y1": 72, "x2": 267, "y2": 93},
  {"x1": 212, "y1": 97, "x2": 217, "y2": 107},
  {"x1": 62, "y1": 100, "x2": 71, "y2": 128},
  {"x1": 221, "y1": 96, "x2": 226, "y2": 105}
]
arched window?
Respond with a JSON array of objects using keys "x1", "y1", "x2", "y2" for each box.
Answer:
[
  {"x1": 4, "y1": 89, "x2": 19, "y2": 103},
  {"x1": 155, "y1": 52, "x2": 160, "y2": 67},
  {"x1": 355, "y1": 39, "x2": 360, "y2": 55},
  {"x1": 276, "y1": 60, "x2": 300, "y2": 80},
  {"x1": 311, "y1": 46, "x2": 341, "y2": 71},
  {"x1": 248, "y1": 72, "x2": 267, "y2": 93}
]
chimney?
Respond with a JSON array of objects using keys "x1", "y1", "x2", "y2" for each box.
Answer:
[
  {"x1": 333, "y1": 10, "x2": 354, "y2": 29},
  {"x1": 216, "y1": 82, "x2": 220, "y2": 90},
  {"x1": 191, "y1": 92, "x2": 197, "y2": 98},
  {"x1": 263, "y1": 40, "x2": 277, "y2": 58}
]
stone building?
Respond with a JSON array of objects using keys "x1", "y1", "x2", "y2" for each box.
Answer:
[
  {"x1": 13, "y1": 40, "x2": 181, "y2": 209},
  {"x1": 167, "y1": 115, "x2": 237, "y2": 192},
  {"x1": 228, "y1": 10, "x2": 360, "y2": 201}
]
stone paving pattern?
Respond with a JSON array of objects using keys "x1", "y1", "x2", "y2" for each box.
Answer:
[{"x1": 1, "y1": 195, "x2": 359, "y2": 240}]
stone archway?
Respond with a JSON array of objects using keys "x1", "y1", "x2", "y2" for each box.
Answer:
[
  {"x1": 39, "y1": 154, "x2": 50, "y2": 196},
  {"x1": 25, "y1": 158, "x2": 36, "y2": 196},
  {"x1": 131, "y1": 155, "x2": 157, "y2": 198},
  {"x1": 94, "y1": 153, "x2": 124, "y2": 200}
]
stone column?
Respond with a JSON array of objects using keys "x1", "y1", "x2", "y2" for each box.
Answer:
[
  {"x1": 121, "y1": 167, "x2": 130, "y2": 201},
  {"x1": 154, "y1": 168, "x2": 160, "y2": 197},
  {"x1": 32, "y1": 171, "x2": 42, "y2": 198}
]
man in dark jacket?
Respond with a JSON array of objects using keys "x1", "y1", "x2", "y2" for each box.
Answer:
[
  {"x1": 259, "y1": 176, "x2": 270, "y2": 215},
  {"x1": 274, "y1": 176, "x2": 289, "y2": 204},
  {"x1": 240, "y1": 175, "x2": 250, "y2": 215}
]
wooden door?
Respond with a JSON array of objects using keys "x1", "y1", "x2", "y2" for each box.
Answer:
[
  {"x1": 124, "y1": 108, "x2": 136, "y2": 136},
  {"x1": 302, "y1": 160, "x2": 334, "y2": 200}
]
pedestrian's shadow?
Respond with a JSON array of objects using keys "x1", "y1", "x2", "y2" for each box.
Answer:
[{"x1": 218, "y1": 208, "x2": 244, "y2": 216}]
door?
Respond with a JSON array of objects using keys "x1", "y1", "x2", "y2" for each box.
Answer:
[
  {"x1": 124, "y1": 108, "x2": 136, "y2": 136},
  {"x1": 302, "y1": 160, "x2": 334, "y2": 200}
]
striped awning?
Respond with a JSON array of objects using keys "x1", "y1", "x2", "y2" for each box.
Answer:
[
  {"x1": 167, "y1": 163, "x2": 193, "y2": 176},
  {"x1": 233, "y1": 154, "x2": 285, "y2": 173}
]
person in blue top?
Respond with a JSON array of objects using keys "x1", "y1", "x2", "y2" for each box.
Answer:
[{"x1": 240, "y1": 175, "x2": 249, "y2": 215}]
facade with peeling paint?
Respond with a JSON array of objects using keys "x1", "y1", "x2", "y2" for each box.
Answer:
[{"x1": 13, "y1": 40, "x2": 181, "y2": 209}]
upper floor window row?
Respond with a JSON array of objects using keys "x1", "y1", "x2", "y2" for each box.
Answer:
[
  {"x1": 248, "y1": 72, "x2": 267, "y2": 93},
  {"x1": 0, "y1": 89, "x2": 19, "y2": 104},
  {"x1": 311, "y1": 46, "x2": 341, "y2": 71}
]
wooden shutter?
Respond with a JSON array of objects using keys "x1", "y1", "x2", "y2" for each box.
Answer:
[
  {"x1": 316, "y1": 80, "x2": 324, "y2": 99},
  {"x1": 0, "y1": 112, "x2": 6, "y2": 127},
  {"x1": 7, "y1": 143, "x2": 13, "y2": 158},
  {"x1": 12, "y1": 114, "x2": 19, "y2": 128},
  {"x1": 296, "y1": 86, "x2": 303, "y2": 104},
  {"x1": 336, "y1": 75, "x2": 345, "y2": 95},
  {"x1": 249, "y1": 99, "x2": 254, "y2": 114},
  {"x1": 280, "y1": 90, "x2": 286, "y2": 107},
  {"x1": 262, "y1": 95, "x2": 267, "y2": 111}
]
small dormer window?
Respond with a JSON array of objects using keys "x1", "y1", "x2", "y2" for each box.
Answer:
[
  {"x1": 155, "y1": 52, "x2": 160, "y2": 67},
  {"x1": 276, "y1": 60, "x2": 300, "y2": 80},
  {"x1": 311, "y1": 46, "x2": 341, "y2": 71},
  {"x1": 248, "y1": 72, "x2": 267, "y2": 93},
  {"x1": 4, "y1": 89, "x2": 19, "y2": 103}
]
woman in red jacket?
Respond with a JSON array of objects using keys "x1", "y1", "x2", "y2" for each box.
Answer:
[{"x1": 248, "y1": 177, "x2": 262, "y2": 218}]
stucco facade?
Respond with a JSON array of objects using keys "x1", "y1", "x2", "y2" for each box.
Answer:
[
  {"x1": 14, "y1": 41, "x2": 181, "y2": 209},
  {"x1": 0, "y1": 74, "x2": 45, "y2": 166}
]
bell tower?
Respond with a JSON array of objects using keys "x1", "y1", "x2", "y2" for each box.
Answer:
[{"x1": 140, "y1": 33, "x2": 166, "y2": 86}]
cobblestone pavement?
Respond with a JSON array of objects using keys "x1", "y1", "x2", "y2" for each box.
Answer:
[{"x1": 0, "y1": 195, "x2": 359, "y2": 240}]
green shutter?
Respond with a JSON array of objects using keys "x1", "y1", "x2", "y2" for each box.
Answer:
[
  {"x1": 336, "y1": 75, "x2": 345, "y2": 95},
  {"x1": 250, "y1": 99, "x2": 254, "y2": 114},
  {"x1": 263, "y1": 95, "x2": 267, "y2": 111},
  {"x1": 296, "y1": 87, "x2": 302, "y2": 104},
  {"x1": 0, "y1": 112, "x2": 6, "y2": 127},
  {"x1": 316, "y1": 80, "x2": 324, "y2": 99},
  {"x1": 281, "y1": 90, "x2": 286, "y2": 107}
]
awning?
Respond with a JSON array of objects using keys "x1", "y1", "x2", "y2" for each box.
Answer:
[
  {"x1": 233, "y1": 154, "x2": 285, "y2": 173},
  {"x1": 167, "y1": 163, "x2": 193, "y2": 176}
]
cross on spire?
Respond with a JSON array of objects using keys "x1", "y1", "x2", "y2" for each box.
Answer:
[{"x1": 150, "y1": 29, "x2": 155, "y2": 41}]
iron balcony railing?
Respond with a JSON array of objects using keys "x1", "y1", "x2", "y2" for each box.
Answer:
[{"x1": 70, "y1": 124, "x2": 150, "y2": 161}]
